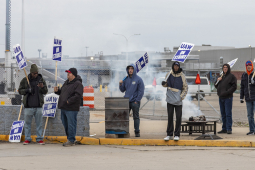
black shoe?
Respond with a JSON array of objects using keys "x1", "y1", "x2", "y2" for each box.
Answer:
[
  {"x1": 218, "y1": 130, "x2": 227, "y2": 134},
  {"x1": 135, "y1": 133, "x2": 140, "y2": 137},
  {"x1": 246, "y1": 132, "x2": 254, "y2": 135},
  {"x1": 227, "y1": 131, "x2": 232, "y2": 134}
]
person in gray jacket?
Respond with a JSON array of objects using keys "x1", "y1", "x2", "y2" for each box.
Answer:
[{"x1": 161, "y1": 62, "x2": 188, "y2": 141}]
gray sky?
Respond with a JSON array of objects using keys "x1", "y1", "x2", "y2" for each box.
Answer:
[{"x1": 0, "y1": 0, "x2": 255, "y2": 58}]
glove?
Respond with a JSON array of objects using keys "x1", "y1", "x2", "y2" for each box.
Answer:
[
  {"x1": 26, "y1": 88, "x2": 32, "y2": 94},
  {"x1": 251, "y1": 78, "x2": 255, "y2": 84},
  {"x1": 161, "y1": 81, "x2": 167, "y2": 86},
  {"x1": 240, "y1": 99, "x2": 244, "y2": 103}
]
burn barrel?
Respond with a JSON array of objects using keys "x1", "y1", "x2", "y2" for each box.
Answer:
[{"x1": 105, "y1": 97, "x2": 129, "y2": 135}]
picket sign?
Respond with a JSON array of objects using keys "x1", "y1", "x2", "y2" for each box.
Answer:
[
  {"x1": 9, "y1": 44, "x2": 29, "y2": 143},
  {"x1": 42, "y1": 93, "x2": 59, "y2": 138},
  {"x1": 9, "y1": 105, "x2": 24, "y2": 142},
  {"x1": 215, "y1": 58, "x2": 238, "y2": 85},
  {"x1": 165, "y1": 42, "x2": 194, "y2": 81},
  {"x1": 123, "y1": 52, "x2": 149, "y2": 81}
]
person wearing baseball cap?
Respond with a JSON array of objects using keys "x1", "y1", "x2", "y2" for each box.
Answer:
[
  {"x1": 54, "y1": 68, "x2": 83, "y2": 146},
  {"x1": 215, "y1": 63, "x2": 237, "y2": 134},
  {"x1": 240, "y1": 60, "x2": 255, "y2": 135}
]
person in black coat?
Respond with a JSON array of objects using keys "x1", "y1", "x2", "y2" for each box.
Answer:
[
  {"x1": 214, "y1": 63, "x2": 237, "y2": 134},
  {"x1": 240, "y1": 60, "x2": 255, "y2": 135}
]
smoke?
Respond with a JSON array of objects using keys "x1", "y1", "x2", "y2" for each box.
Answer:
[{"x1": 104, "y1": 51, "x2": 204, "y2": 119}]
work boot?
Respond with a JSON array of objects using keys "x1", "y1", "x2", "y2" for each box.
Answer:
[
  {"x1": 227, "y1": 131, "x2": 232, "y2": 134},
  {"x1": 63, "y1": 140, "x2": 75, "y2": 147},
  {"x1": 135, "y1": 133, "x2": 140, "y2": 137},
  {"x1": 218, "y1": 130, "x2": 227, "y2": 134}
]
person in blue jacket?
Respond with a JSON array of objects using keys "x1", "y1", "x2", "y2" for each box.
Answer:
[{"x1": 119, "y1": 63, "x2": 144, "y2": 137}]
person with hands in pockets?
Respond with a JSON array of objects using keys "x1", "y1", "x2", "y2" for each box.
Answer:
[
  {"x1": 119, "y1": 64, "x2": 144, "y2": 137},
  {"x1": 240, "y1": 60, "x2": 255, "y2": 135},
  {"x1": 161, "y1": 61, "x2": 188, "y2": 141},
  {"x1": 215, "y1": 63, "x2": 237, "y2": 135}
]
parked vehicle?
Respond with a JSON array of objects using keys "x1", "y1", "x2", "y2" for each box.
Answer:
[{"x1": 144, "y1": 76, "x2": 211, "y2": 101}]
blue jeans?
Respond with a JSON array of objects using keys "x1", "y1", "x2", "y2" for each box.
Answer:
[
  {"x1": 129, "y1": 102, "x2": 140, "y2": 133},
  {"x1": 219, "y1": 97, "x2": 233, "y2": 131},
  {"x1": 24, "y1": 108, "x2": 43, "y2": 142},
  {"x1": 246, "y1": 101, "x2": 255, "y2": 132},
  {"x1": 61, "y1": 109, "x2": 78, "y2": 142}
]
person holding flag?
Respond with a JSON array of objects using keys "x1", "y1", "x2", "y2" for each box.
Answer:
[
  {"x1": 119, "y1": 64, "x2": 144, "y2": 137},
  {"x1": 240, "y1": 60, "x2": 255, "y2": 135},
  {"x1": 215, "y1": 63, "x2": 237, "y2": 134},
  {"x1": 162, "y1": 61, "x2": 188, "y2": 141},
  {"x1": 18, "y1": 64, "x2": 48, "y2": 145}
]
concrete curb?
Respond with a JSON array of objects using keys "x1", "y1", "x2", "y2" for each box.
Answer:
[
  {"x1": 0, "y1": 135, "x2": 99, "y2": 145},
  {"x1": 99, "y1": 139, "x2": 255, "y2": 147},
  {"x1": 1, "y1": 135, "x2": 255, "y2": 147}
]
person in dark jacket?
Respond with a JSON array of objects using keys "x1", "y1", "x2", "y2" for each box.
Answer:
[
  {"x1": 18, "y1": 64, "x2": 48, "y2": 145},
  {"x1": 161, "y1": 61, "x2": 188, "y2": 141},
  {"x1": 240, "y1": 60, "x2": 255, "y2": 135},
  {"x1": 119, "y1": 63, "x2": 144, "y2": 137},
  {"x1": 215, "y1": 63, "x2": 237, "y2": 134},
  {"x1": 54, "y1": 68, "x2": 83, "y2": 146}
]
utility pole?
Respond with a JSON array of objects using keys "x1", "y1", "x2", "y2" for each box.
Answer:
[
  {"x1": 85, "y1": 46, "x2": 89, "y2": 57},
  {"x1": 113, "y1": 33, "x2": 141, "y2": 65},
  {"x1": 38, "y1": 49, "x2": 41, "y2": 58}
]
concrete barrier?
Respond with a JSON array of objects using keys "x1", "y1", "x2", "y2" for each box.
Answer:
[{"x1": 0, "y1": 106, "x2": 90, "y2": 136}]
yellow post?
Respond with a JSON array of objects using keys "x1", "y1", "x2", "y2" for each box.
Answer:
[
  {"x1": 105, "y1": 85, "x2": 108, "y2": 92},
  {"x1": 100, "y1": 85, "x2": 102, "y2": 92}
]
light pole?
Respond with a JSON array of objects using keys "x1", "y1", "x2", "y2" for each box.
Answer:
[
  {"x1": 38, "y1": 49, "x2": 41, "y2": 58},
  {"x1": 113, "y1": 33, "x2": 141, "y2": 65},
  {"x1": 85, "y1": 46, "x2": 89, "y2": 57},
  {"x1": 249, "y1": 45, "x2": 252, "y2": 61}
]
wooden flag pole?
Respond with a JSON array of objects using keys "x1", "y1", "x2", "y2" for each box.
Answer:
[
  {"x1": 42, "y1": 117, "x2": 48, "y2": 138},
  {"x1": 55, "y1": 61, "x2": 58, "y2": 86},
  {"x1": 43, "y1": 61, "x2": 58, "y2": 138},
  {"x1": 17, "y1": 104, "x2": 23, "y2": 121},
  {"x1": 23, "y1": 68, "x2": 30, "y2": 87}
]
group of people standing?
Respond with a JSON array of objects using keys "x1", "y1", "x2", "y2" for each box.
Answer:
[
  {"x1": 18, "y1": 59, "x2": 255, "y2": 146},
  {"x1": 19, "y1": 64, "x2": 83, "y2": 146},
  {"x1": 214, "y1": 60, "x2": 255, "y2": 136},
  {"x1": 119, "y1": 60, "x2": 255, "y2": 141}
]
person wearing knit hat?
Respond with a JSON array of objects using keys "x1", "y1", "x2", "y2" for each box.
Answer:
[
  {"x1": 240, "y1": 60, "x2": 255, "y2": 135},
  {"x1": 215, "y1": 63, "x2": 237, "y2": 134},
  {"x1": 18, "y1": 64, "x2": 48, "y2": 145}
]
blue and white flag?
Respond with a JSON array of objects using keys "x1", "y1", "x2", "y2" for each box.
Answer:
[
  {"x1": 172, "y1": 42, "x2": 194, "y2": 63},
  {"x1": 43, "y1": 93, "x2": 59, "y2": 118},
  {"x1": 123, "y1": 52, "x2": 149, "y2": 81},
  {"x1": 9, "y1": 121, "x2": 25, "y2": 142},
  {"x1": 13, "y1": 44, "x2": 27, "y2": 69},
  {"x1": 52, "y1": 37, "x2": 62, "y2": 61},
  {"x1": 220, "y1": 58, "x2": 238, "y2": 75},
  {"x1": 136, "y1": 52, "x2": 149, "y2": 73}
]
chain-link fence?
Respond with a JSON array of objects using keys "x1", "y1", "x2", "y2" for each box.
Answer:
[{"x1": 0, "y1": 64, "x2": 224, "y2": 121}]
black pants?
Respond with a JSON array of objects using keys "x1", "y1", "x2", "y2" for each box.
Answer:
[
  {"x1": 167, "y1": 103, "x2": 182, "y2": 136},
  {"x1": 129, "y1": 102, "x2": 140, "y2": 133}
]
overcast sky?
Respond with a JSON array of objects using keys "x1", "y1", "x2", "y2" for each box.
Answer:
[{"x1": 0, "y1": 0, "x2": 255, "y2": 58}]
